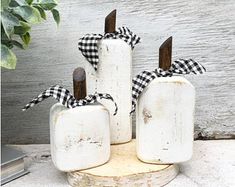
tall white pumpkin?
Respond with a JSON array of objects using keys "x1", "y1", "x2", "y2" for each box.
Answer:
[{"x1": 86, "y1": 39, "x2": 132, "y2": 144}]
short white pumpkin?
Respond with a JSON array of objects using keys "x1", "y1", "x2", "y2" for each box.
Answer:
[{"x1": 50, "y1": 68, "x2": 111, "y2": 171}]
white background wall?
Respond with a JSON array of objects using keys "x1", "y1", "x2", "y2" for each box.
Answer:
[{"x1": 1, "y1": 0, "x2": 235, "y2": 143}]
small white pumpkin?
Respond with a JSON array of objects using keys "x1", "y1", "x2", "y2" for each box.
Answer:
[
  {"x1": 50, "y1": 103, "x2": 110, "y2": 172},
  {"x1": 50, "y1": 68, "x2": 111, "y2": 171}
]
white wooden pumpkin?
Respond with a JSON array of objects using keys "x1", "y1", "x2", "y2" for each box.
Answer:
[
  {"x1": 50, "y1": 68, "x2": 110, "y2": 171},
  {"x1": 86, "y1": 39, "x2": 132, "y2": 144},
  {"x1": 136, "y1": 76, "x2": 195, "y2": 164},
  {"x1": 136, "y1": 37, "x2": 195, "y2": 164}
]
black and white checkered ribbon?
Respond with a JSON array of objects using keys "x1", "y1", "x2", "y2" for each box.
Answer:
[
  {"x1": 22, "y1": 85, "x2": 118, "y2": 115},
  {"x1": 78, "y1": 27, "x2": 141, "y2": 70},
  {"x1": 131, "y1": 59, "x2": 206, "y2": 113}
]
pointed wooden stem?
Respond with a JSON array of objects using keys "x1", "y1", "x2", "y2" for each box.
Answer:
[
  {"x1": 159, "y1": 36, "x2": 172, "y2": 70},
  {"x1": 105, "y1": 9, "x2": 116, "y2": 33},
  {"x1": 73, "y1": 67, "x2": 86, "y2": 100}
]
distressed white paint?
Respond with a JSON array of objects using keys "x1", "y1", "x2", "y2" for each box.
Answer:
[
  {"x1": 49, "y1": 103, "x2": 110, "y2": 171},
  {"x1": 1, "y1": 0, "x2": 235, "y2": 144},
  {"x1": 86, "y1": 39, "x2": 132, "y2": 144},
  {"x1": 136, "y1": 76, "x2": 195, "y2": 163}
]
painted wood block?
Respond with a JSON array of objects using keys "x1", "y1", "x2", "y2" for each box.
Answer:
[
  {"x1": 68, "y1": 140, "x2": 179, "y2": 187},
  {"x1": 86, "y1": 39, "x2": 132, "y2": 144},
  {"x1": 136, "y1": 76, "x2": 195, "y2": 164},
  {"x1": 50, "y1": 103, "x2": 110, "y2": 171}
]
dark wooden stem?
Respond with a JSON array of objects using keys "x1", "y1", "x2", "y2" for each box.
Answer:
[
  {"x1": 105, "y1": 9, "x2": 116, "y2": 33},
  {"x1": 159, "y1": 36, "x2": 172, "y2": 70},
  {"x1": 73, "y1": 67, "x2": 86, "y2": 100}
]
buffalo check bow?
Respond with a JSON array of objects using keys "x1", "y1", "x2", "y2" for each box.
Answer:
[
  {"x1": 78, "y1": 27, "x2": 141, "y2": 70},
  {"x1": 131, "y1": 59, "x2": 206, "y2": 113},
  {"x1": 22, "y1": 85, "x2": 118, "y2": 115}
]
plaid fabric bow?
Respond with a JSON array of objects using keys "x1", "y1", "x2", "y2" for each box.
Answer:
[
  {"x1": 78, "y1": 27, "x2": 141, "y2": 70},
  {"x1": 131, "y1": 59, "x2": 206, "y2": 113},
  {"x1": 23, "y1": 85, "x2": 118, "y2": 115}
]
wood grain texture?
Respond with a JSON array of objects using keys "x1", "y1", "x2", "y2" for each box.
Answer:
[
  {"x1": 159, "y1": 36, "x2": 172, "y2": 70},
  {"x1": 1, "y1": 0, "x2": 235, "y2": 143},
  {"x1": 68, "y1": 140, "x2": 179, "y2": 187},
  {"x1": 105, "y1": 9, "x2": 116, "y2": 33},
  {"x1": 73, "y1": 67, "x2": 86, "y2": 100}
]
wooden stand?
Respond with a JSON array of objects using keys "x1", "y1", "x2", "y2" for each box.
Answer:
[{"x1": 67, "y1": 140, "x2": 179, "y2": 186}]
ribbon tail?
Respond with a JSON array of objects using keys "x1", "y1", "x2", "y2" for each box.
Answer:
[
  {"x1": 77, "y1": 93, "x2": 118, "y2": 115},
  {"x1": 78, "y1": 34, "x2": 103, "y2": 71},
  {"x1": 171, "y1": 59, "x2": 206, "y2": 74},
  {"x1": 116, "y1": 27, "x2": 141, "y2": 49},
  {"x1": 22, "y1": 85, "x2": 74, "y2": 111},
  {"x1": 130, "y1": 71, "x2": 157, "y2": 114},
  {"x1": 95, "y1": 93, "x2": 118, "y2": 115},
  {"x1": 130, "y1": 101, "x2": 136, "y2": 115}
]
